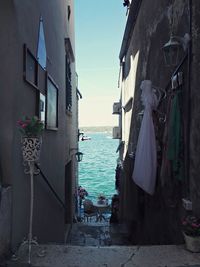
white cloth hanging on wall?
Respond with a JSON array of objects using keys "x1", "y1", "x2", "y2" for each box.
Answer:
[{"x1": 132, "y1": 80, "x2": 159, "y2": 195}]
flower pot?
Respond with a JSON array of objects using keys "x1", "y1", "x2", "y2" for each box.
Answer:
[
  {"x1": 21, "y1": 137, "x2": 42, "y2": 162},
  {"x1": 183, "y1": 232, "x2": 200, "y2": 252}
]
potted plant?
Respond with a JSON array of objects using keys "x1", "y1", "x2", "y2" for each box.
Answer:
[
  {"x1": 17, "y1": 116, "x2": 44, "y2": 162},
  {"x1": 182, "y1": 214, "x2": 200, "y2": 252},
  {"x1": 77, "y1": 186, "x2": 88, "y2": 208},
  {"x1": 97, "y1": 193, "x2": 106, "y2": 204}
]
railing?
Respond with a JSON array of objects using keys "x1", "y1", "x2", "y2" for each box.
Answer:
[{"x1": 35, "y1": 163, "x2": 66, "y2": 209}]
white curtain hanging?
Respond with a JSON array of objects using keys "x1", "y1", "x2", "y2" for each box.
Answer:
[{"x1": 132, "y1": 80, "x2": 159, "y2": 195}]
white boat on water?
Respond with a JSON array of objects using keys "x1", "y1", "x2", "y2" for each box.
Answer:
[{"x1": 81, "y1": 135, "x2": 91, "y2": 141}]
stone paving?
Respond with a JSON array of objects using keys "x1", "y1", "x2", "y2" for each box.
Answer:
[
  {"x1": 5, "y1": 217, "x2": 200, "y2": 267},
  {"x1": 7, "y1": 244, "x2": 200, "y2": 267},
  {"x1": 67, "y1": 219, "x2": 131, "y2": 246}
]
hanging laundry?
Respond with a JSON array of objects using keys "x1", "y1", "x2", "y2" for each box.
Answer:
[
  {"x1": 160, "y1": 96, "x2": 173, "y2": 187},
  {"x1": 167, "y1": 92, "x2": 184, "y2": 180},
  {"x1": 132, "y1": 80, "x2": 159, "y2": 195}
]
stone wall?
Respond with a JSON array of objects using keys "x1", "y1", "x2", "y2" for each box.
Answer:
[
  {"x1": 190, "y1": 0, "x2": 200, "y2": 217},
  {"x1": 119, "y1": 0, "x2": 193, "y2": 244}
]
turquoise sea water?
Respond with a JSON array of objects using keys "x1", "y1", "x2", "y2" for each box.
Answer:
[{"x1": 79, "y1": 132, "x2": 119, "y2": 201}]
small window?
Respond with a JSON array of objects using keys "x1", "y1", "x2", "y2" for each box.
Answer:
[
  {"x1": 64, "y1": 38, "x2": 74, "y2": 112},
  {"x1": 39, "y1": 93, "x2": 46, "y2": 124},
  {"x1": 66, "y1": 57, "x2": 72, "y2": 111},
  {"x1": 37, "y1": 17, "x2": 47, "y2": 69},
  {"x1": 23, "y1": 44, "x2": 38, "y2": 88},
  {"x1": 46, "y1": 75, "x2": 58, "y2": 130}
]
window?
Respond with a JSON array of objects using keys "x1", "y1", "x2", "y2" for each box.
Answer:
[
  {"x1": 65, "y1": 38, "x2": 75, "y2": 112},
  {"x1": 37, "y1": 17, "x2": 47, "y2": 69},
  {"x1": 46, "y1": 75, "x2": 58, "y2": 130},
  {"x1": 23, "y1": 44, "x2": 38, "y2": 88},
  {"x1": 66, "y1": 57, "x2": 72, "y2": 111},
  {"x1": 39, "y1": 93, "x2": 46, "y2": 124}
]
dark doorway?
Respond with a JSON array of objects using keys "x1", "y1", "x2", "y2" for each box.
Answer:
[{"x1": 65, "y1": 161, "x2": 73, "y2": 223}]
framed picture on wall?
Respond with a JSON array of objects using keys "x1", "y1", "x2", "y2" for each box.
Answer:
[
  {"x1": 46, "y1": 74, "x2": 58, "y2": 130},
  {"x1": 23, "y1": 44, "x2": 38, "y2": 88}
]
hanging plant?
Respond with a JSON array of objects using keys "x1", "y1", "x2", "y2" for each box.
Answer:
[
  {"x1": 17, "y1": 116, "x2": 44, "y2": 162},
  {"x1": 17, "y1": 116, "x2": 44, "y2": 137}
]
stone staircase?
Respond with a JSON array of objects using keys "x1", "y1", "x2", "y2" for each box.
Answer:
[{"x1": 4, "y1": 220, "x2": 200, "y2": 267}]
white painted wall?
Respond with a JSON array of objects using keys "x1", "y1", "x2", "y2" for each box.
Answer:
[{"x1": 121, "y1": 51, "x2": 139, "y2": 159}]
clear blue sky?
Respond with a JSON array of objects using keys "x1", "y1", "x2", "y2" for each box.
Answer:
[{"x1": 75, "y1": 0, "x2": 127, "y2": 126}]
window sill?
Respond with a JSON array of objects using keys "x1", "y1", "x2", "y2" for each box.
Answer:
[
  {"x1": 46, "y1": 126, "x2": 58, "y2": 131},
  {"x1": 23, "y1": 76, "x2": 39, "y2": 90}
]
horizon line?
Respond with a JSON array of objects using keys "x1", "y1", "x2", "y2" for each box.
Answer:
[{"x1": 79, "y1": 125, "x2": 117, "y2": 128}]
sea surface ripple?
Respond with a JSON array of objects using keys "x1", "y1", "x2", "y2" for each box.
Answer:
[{"x1": 79, "y1": 132, "x2": 119, "y2": 201}]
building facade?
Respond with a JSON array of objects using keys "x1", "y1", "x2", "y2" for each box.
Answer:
[
  {"x1": 115, "y1": 0, "x2": 200, "y2": 244},
  {"x1": 0, "y1": 0, "x2": 79, "y2": 257}
]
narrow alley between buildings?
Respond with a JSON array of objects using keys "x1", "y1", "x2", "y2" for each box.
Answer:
[{"x1": 1, "y1": 0, "x2": 200, "y2": 267}]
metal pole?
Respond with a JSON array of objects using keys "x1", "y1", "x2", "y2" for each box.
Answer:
[{"x1": 28, "y1": 161, "x2": 34, "y2": 264}]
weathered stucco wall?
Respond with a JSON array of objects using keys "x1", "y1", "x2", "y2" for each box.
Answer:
[
  {"x1": 0, "y1": 0, "x2": 78, "y2": 251},
  {"x1": 119, "y1": 0, "x2": 192, "y2": 244},
  {"x1": 190, "y1": 0, "x2": 200, "y2": 217},
  {"x1": 0, "y1": 187, "x2": 11, "y2": 259}
]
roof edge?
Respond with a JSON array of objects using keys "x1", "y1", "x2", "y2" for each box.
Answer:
[{"x1": 119, "y1": 0, "x2": 142, "y2": 61}]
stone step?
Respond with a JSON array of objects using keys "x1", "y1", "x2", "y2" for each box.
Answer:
[
  {"x1": 7, "y1": 244, "x2": 200, "y2": 267},
  {"x1": 6, "y1": 244, "x2": 200, "y2": 267}
]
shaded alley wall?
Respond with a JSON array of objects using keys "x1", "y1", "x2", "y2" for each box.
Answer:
[
  {"x1": 190, "y1": 0, "x2": 200, "y2": 217},
  {"x1": 0, "y1": 0, "x2": 78, "y2": 253},
  {"x1": 118, "y1": 0, "x2": 198, "y2": 244}
]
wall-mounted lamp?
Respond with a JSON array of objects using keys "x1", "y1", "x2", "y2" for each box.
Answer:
[
  {"x1": 162, "y1": 33, "x2": 190, "y2": 66},
  {"x1": 75, "y1": 151, "x2": 83, "y2": 162},
  {"x1": 70, "y1": 148, "x2": 83, "y2": 162}
]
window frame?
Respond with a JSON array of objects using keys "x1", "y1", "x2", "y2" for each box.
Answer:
[
  {"x1": 37, "y1": 16, "x2": 47, "y2": 70},
  {"x1": 65, "y1": 56, "x2": 72, "y2": 111},
  {"x1": 23, "y1": 44, "x2": 38, "y2": 89},
  {"x1": 39, "y1": 92, "x2": 46, "y2": 125},
  {"x1": 46, "y1": 74, "x2": 59, "y2": 131}
]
